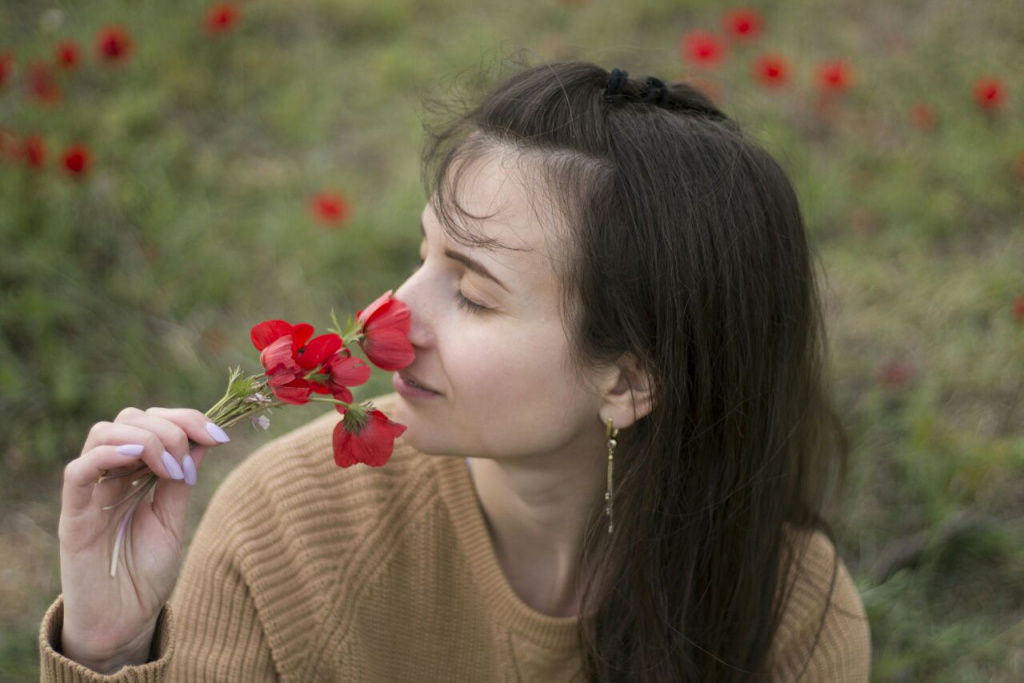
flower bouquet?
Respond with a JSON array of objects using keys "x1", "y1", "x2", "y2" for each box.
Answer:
[{"x1": 98, "y1": 290, "x2": 414, "y2": 576}]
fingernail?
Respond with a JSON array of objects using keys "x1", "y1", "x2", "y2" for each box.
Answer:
[
  {"x1": 205, "y1": 422, "x2": 230, "y2": 443},
  {"x1": 162, "y1": 450, "x2": 185, "y2": 480},
  {"x1": 182, "y1": 455, "x2": 197, "y2": 486},
  {"x1": 117, "y1": 444, "x2": 145, "y2": 457}
]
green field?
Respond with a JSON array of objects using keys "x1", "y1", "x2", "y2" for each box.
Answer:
[{"x1": 1, "y1": 0, "x2": 1022, "y2": 679}]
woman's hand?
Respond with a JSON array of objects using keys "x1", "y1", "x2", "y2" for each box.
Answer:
[{"x1": 57, "y1": 407, "x2": 230, "y2": 672}]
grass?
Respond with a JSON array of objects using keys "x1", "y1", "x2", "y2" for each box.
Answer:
[{"x1": 1, "y1": 0, "x2": 1022, "y2": 680}]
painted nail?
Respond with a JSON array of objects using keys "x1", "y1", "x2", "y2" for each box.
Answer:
[
  {"x1": 205, "y1": 422, "x2": 230, "y2": 443},
  {"x1": 116, "y1": 444, "x2": 145, "y2": 457},
  {"x1": 182, "y1": 455, "x2": 197, "y2": 486},
  {"x1": 161, "y1": 450, "x2": 185, "y2": 480}
]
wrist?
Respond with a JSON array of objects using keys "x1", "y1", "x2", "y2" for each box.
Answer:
[{"x1": 61, "y1": 623, "x2": 158, "y2": 674}]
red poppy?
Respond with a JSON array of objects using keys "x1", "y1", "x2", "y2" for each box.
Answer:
[
  {"x1": 206, "y1": 3, "x2": 241, "y2": 34},
  {"x1": 753, "y1": 54, "x2": 789, "y2": 87},
  {"x1": 724, "y1": 9, "x2": 762, "y2": 40},
  {"x1": 1014, "y1": 294, "x2": 1024, "y2": 323},
  {"x1": 356, "y1": 290, "x2": 415, "y2": 371},
  {"x1": 28, "y1": 62, "x2": 60, "y2": 103},
  {"x1": 879, "y1": 359, "x2": 911, "y2": 388},
  {"x1": 0, "y1": 51, "x2": 12, "y2": 88},
  {"x1": 973, "y1": 77, "x2": 1005, "y2": 111},
  {"x1": 62, "y1": 143, "x2": 91, "y2": 176},
  {"x1": 911, "y1": 102, "x2": 937, "y2": 130},
  {"x1": 332, "y1": 408, "x2": 407, "y2": 468},
  {"x1": 311, "y1": 192, "x2": 352, "y2": 225},
  {"x1": 56, "y1": 41, "x2": 80, "y2": 69},
  {"x1": 250, "y1": 319, "x2": 369, "y2": 405},
  {"x1": 680, "y1": 30, "x2": 726, "y2": 67},
  {"x1": 816, "y1": 60, "x2": 853, "y2": 93},
  {"x1": 96, "y1": 25, "x2": 133, "y2": 63},
  {"x1": 318, "y1": 350, "x2": 371, "y2": 408},
  {"x1": 24, "y1": 135, "x2": 46, "y2": 168}
]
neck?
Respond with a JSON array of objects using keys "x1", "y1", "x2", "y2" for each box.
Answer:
[{"x1": 466, "y1": 435, "x2": 605, "y2": 617}]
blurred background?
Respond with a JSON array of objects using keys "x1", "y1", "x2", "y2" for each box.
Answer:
[{"x1": 1, "y1": 0, "x2": 1021, "y2": 679}]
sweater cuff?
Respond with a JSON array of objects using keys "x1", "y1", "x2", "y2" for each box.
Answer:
[{"x1": 38, "y1": 594, "x2": 175, "y2": 681}]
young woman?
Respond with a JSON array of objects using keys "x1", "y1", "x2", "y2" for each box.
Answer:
[{"x1": 42, "y1": 60, "x2": 870, "y2": 681}]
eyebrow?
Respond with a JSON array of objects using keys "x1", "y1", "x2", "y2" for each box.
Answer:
[{"x1": 420, "y1": 217, "x2": 510, "y2": 293}]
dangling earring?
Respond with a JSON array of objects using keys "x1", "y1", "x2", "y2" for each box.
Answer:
[{"x1": 604, "y1": 417, "x2": 619, "y2": 535}]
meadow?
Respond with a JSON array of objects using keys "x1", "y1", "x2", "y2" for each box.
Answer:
[{"x1": 1, "y1": 0, "x2": 1022, "y2": 679}]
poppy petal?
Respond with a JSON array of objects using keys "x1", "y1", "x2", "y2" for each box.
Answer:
[
  {"x1": 298, "y1": 334, "x2": 343, "y2": 370},
  {"x1": 251, "y1": 320, "x2": 293, "y2": 351}
]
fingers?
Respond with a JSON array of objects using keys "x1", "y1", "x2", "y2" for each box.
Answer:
[{"x1": 67, "y1": 408, "x2": 231, "y2": 514}]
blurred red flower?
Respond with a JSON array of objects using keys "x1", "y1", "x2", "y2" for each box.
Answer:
[
  {"x1": 724, "y1": 8, "x2": 762, "y2": 40},
  {"x1": 816, "y1": 60, "x2": 853, "y2": 93},
  {"x1": 681, "y1": 30, "x2": 726, "y2": 67},
  {"x1": 879, "y1": 359, "x2": 912, "y2": 388},
  {"x1": 311, "y1": 192, "x2": 352, "y2": 225},
  {"x1": 753, "y1": 54, "x2": 789, "y2": 86},
  {"x1": 63, "y1": 143, "x2": 92, "y2": 177},
  {"x1": 1014, "y1": 294, "x2": 1024, "y2": 323},
  {"x1": 206, "y1": 3, "x2": 241, "y2": 34},
  {"x1": 0, "y1": 51, "x2": 13, "y2": 88},
  {"x1": 28, "y1": 62, "x2": 61, "y2": 103},
  {"x1": 96, "y1": 25, "x2": 133, "y2": 63},
  {"x1": 56, "y1": 41, "x2": 80, "y2": 69},
  {"x1": 911, "y1": 102, "x2": 937, "y2": 130},
  {"x1": 24, "y1": 134, "x2": 46, "y2": 168},
  {"x1": 973, "y1": 77, "x2": 1005, "y2": 111}
]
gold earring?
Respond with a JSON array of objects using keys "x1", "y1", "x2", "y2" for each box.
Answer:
[{"x1": 604, "y1": 417, "x2": 619, "y2": 535}]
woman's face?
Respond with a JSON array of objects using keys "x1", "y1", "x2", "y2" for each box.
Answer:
[{"x1": 390, "y1": 150, "x2": 612, "y2": 463}]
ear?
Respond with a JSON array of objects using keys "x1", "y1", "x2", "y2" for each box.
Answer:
[{"x1": 598, "y1": 353, "x2": 654, "y2": 430}]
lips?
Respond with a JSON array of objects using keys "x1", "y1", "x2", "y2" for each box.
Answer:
[{"x1": 398, "y1": 371, "x2": 440, "y2": 394}]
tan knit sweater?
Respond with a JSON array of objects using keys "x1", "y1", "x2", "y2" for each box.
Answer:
[{"x1": 40, "y1": 392, "x2": 871, "y2": 681}]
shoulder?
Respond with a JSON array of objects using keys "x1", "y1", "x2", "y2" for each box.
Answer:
[{"x1": 769, "y1": 527, "x2": 872, "y2": 682}]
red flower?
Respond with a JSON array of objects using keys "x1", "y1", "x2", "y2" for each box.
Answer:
[
  {"x1": 0, "y1": 51, "x2": 12, "y2": 88},
  {"x1": 817, "y1": 60, "x2": 853, "y2": 93},
  {"x1": 56, "y1": 41, "x2": 80, "y2": 69},
  {"x1": 973, "y1": 77, "x2": 1005, "y2": 111},
  {"x1": 724, "y1": 9, "x2": 762, "y2": 40},
  {"x1": 332, "y1": 408, "x2": 407, "y2": 468},
  {"x1": 911, "y1": 102, "x2": 937, "y2": 130},
  {"x1": 356, "y1": 290, "x2": 415, "y2": 371},
  {"x1": 319, "y1": 350, "x2": 371, "y2": 408},
  {"x1": 62, "y1": 143, "x2": 92, "y2": 177},
  {"x1": 24, "y1": 135, "x2": 46, "y2": 168},
  {"x1": 681, "y1": 30, "x2": 726, "y2": 67},
  {"x1": 879, "y1": 359, "x2": 911, "y2": 388},
  {"x1": 753, "y1": 54, "x2": 789, "y2": 87},
  {"x1": 311, "y1": 192, "x2": 352, "y2": 225},
  {"x1": 250, "y1": 319, "x2": 370, "y2": 405},
  {"x1": 96, "y1": 25, "x2": 133, "y2": 63},
  {"x1": 206, "y1": 3, "x2": 241, "y2": 34},
  {"x1": 1014, "y1": 294, "x2": 1024, "y2": 323},
  {"x1": 28, "y1": 62, "x2": 60, "y2": 103}
]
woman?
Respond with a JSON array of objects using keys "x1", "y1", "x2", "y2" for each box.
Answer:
[{"x1": 41, "y1": 60, "x2": 870, "y2": 681}]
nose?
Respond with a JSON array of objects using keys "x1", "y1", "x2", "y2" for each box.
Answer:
[{"x1": 393, "y1": 272, "x2": 434, "y2": 349}]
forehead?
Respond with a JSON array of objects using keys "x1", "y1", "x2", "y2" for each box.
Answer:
[{"x1": 424, "y1": 149, "x2": 567, "y2": 291}]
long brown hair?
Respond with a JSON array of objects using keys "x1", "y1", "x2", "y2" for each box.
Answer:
[{"x1": 416, "y1": 56, "x2": 849, "y2": 681}]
